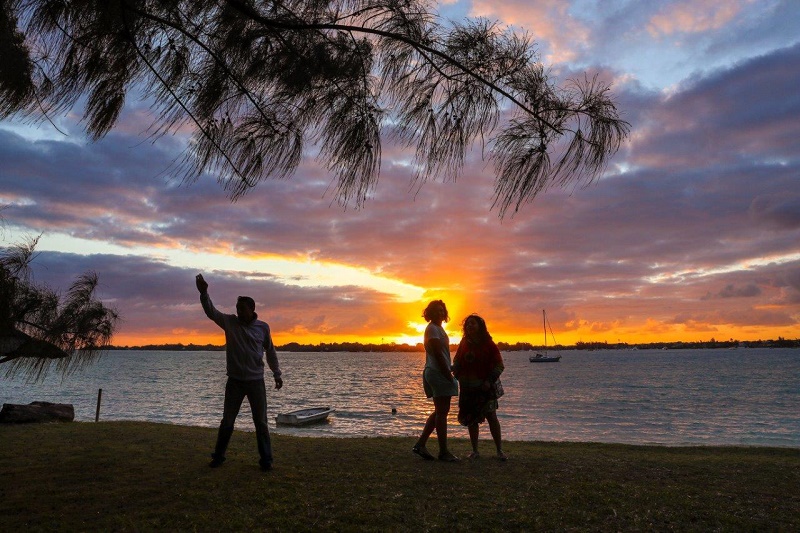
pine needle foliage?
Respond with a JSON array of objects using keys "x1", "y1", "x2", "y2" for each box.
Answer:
[{"x1": 0, "y1": 0, "x2": 629, "y2": 216}]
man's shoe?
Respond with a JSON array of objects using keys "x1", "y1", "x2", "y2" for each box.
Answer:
[
  {"x1": 209, "y1": 455, "x2": 225, "y2": 468},
  {"x1": 260, "y1": 460, "x2": 273, "y2": 472}
]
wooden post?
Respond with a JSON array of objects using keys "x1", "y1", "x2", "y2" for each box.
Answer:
[{"x1": 95, "y1": 388, "x2": 102, "y2": 422}]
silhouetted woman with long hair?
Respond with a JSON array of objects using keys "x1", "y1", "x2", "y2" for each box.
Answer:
[
  {"x1": 412, "y1": 300, "x2": 460, "y2": 462},
  {"x1": 453, "y1": 313, "x2": 506, "y2": 460}
]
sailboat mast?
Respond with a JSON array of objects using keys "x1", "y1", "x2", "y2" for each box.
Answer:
[{"x1": 542, "y1": 309, "x2": 546, "y2": 350}]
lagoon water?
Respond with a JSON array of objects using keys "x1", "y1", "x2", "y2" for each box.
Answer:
[{"x1": 1, "y1": 348, "x2": 798, "y2": 447}]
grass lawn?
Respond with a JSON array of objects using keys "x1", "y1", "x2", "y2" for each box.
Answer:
[{"x1": 1, "y1": 421, "x2": 798, "y2": 531}]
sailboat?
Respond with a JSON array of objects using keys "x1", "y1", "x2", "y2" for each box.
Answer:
[{"x1": 529, "y1": 309, "x2": 561, "y2": 363}]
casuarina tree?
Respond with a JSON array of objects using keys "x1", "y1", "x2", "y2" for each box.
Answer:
[{"x1": 0, "y1": 0, "x2": 629, "y2": 216}]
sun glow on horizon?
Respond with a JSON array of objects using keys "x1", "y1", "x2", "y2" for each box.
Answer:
[{"x1": 109, "y1": 312, "x2": 800, "y2": 347}]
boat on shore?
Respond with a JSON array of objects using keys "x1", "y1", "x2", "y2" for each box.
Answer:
[
  {"x1": 275, "y1": 406, "x2": 335, "y2": 426},
  {"x1": 529, "y1": 309, "x2": 561, "y2": 363}
]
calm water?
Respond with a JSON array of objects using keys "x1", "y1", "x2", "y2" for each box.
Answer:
[{"x1": 1, "y1": 348, "x2": 798, "y2": 447}]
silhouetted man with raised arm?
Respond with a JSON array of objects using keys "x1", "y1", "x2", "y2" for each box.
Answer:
[{"x1": 195, "y1": 273, "x2": 283, "y2": 471}]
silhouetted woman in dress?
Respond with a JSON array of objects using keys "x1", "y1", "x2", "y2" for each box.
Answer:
[
  {"x1": 452, "y1": 314, "x2": 507, "y2": 460},
  {"x1": 412, "y1": 300, "x2": 460, "y2": 462}
]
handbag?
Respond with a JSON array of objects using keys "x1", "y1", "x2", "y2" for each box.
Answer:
[{"x1": 493, "y1": 379, "x2": 505, "y2": 398}]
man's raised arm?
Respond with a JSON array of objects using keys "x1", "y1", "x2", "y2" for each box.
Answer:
[
  {"x1": 195, "y1": 273, "x2": 209, "y2": 294},
  {"x1": 196, "y1": 274, "x2": 224, "y2": 327}
]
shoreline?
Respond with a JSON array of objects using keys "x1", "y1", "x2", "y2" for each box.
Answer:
[
  {"x1": 6, "y1": 417, "x2": 798, "y2": 450},
  {"x1": 70, "y1": 419, "x2": 800, "y2": 450},
  {"x1": 35, "y1": 416, "x2": 800, "y2": 449}
]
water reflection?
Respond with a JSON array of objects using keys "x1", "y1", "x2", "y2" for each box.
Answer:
[{"x1": 1, "y1": 349, "x2": 798, "y2": 446}]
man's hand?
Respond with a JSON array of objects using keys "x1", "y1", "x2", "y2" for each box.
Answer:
[
  {"x1": 274, "y1": 376, "x2": 283, "y2": 390},
  {"x1": 195, "y1": 274, "x2": 208, "y2": 294}
]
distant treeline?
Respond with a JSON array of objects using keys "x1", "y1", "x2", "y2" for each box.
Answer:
[
  {"x1": 572, "y1": 338, "x2": 800, "y2": 350},
  {"x1": 107, "y1": 337, "x2": 800, "y2": 352}
]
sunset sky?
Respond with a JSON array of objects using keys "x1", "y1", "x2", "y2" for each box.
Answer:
[{"x1": 1, "y1": 0, "x2": 799, "y2": 347}]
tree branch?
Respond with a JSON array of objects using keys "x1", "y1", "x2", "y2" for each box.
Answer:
[{"x1": 222, "y1": 0, "x2": 563, "y2": 134}]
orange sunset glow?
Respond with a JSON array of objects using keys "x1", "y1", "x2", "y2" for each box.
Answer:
[{"x1": 103, "y1": 265, "x2": 800, "y2": 348}]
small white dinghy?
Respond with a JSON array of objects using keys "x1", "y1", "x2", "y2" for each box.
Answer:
[{"x1": 275, "y1": 406, "x2": 334, "y2": 426}]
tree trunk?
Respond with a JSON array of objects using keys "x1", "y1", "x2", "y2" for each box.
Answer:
[{"x1": 0, "y1": 401, "x2": 75, "y2": 423}]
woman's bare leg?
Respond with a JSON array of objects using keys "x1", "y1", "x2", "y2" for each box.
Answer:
[
  {"x1": 468, "y1": 424, "x2": 480, "y2": 452},
  {"x1": 486, "y1": 411, "x2": 506, "y2": 459},
  {"x1": 416, "y1": 411, "x2": 436, "y2": 448},
  {"x1": 433, "y1": 396, "x2": 453, "y2": 456}
]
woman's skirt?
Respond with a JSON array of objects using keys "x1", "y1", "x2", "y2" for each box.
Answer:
[{"x1": 457, "y1": 386, "x2": 498, "y2": 426}]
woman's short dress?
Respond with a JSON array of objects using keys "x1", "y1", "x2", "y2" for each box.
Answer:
[
  {"x1": 422, "y1": 322, "x2": 458, "y2": 398},
  {"x1": 423, "y1": 366, "x2": 459, "y2": 398}
]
